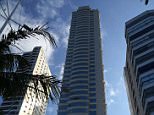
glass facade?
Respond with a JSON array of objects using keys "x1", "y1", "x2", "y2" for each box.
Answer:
[
  {"x1": 58, "y1": 6, "x2": 106, "y2": 115},
  {"x1": 124, "y1": 10, "x2": 154, "y2": 115}
]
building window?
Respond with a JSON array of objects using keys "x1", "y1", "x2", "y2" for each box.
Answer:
[
  {"x1": 69, "y1": 102, "x2": 88, "y2": 107},
  {"x1": 89, "y1": 93, "x2": 96, "y2": 97},
  {"x1": 70, "y1": 108, "x2": 88, "y2": 113},
  {"x1": 90, "y1": 99, "x2": 96, "y2": 103},
  {"x1": 90, "y1": 104, "x2": 96, "y2": 109},
  {"x1": 89, "y1": 111, "x2": 96, "y2": 115},
  {"x1": 89, "y1": 88, "x2": 96, "y2": 92}
]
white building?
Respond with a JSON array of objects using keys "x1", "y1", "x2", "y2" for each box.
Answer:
[{"x1": 0, "y1": 47, "x2": 51, "y2": 115}]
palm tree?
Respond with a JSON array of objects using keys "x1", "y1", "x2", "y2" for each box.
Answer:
[{"x1": 0, "y1": 24, "x2": 60, "y2": 102}]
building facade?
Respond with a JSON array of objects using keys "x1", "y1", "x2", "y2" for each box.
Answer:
[
  {"x1": 0, "y1": 47, "x2": 51, "y2": 115},
  {"x1": 58, "y1": 6, "x2": 106, "y2": 115},
  {"x1": 124, "y1": 10, "x2": 154, "y2": 115}
]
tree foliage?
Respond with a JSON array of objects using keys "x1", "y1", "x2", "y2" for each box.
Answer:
[{"x1": 0, "y1": 24, "x2": 60, "y2": 102}]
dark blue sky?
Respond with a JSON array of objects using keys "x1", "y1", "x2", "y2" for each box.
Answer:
[{"x1": 0, "y1": 0, "x2": 154, "y2": 115}]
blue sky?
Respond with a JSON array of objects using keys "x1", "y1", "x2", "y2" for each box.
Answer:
[{"x1": 0, "y1": 0, "x2": 154, "y2": 115}]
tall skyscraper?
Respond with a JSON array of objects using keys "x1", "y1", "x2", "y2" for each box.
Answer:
[
  {"x1": 58, "y1": 6, "x2": 106, "y2": 115},
  {"x1": 0, "y1": 47, "x2": 51, "y2": 115},
  {"x1": 124, "y1": 10, "x2": 154, "y2": 115}
]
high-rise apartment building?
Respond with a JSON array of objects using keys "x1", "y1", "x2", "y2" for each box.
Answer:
[
  {"x1": 0, "y1": 47, "x2": 51, "y2": 115},
  {"x1": 124, "y1": 10, "x2": 154, "y2": 115},
  {"x1": 58, "y1": 6, "x2": 106, "y2": 115}
]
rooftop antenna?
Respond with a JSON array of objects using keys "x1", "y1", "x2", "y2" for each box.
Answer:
[{"x1": 0, "y1": 0, "x2": 22, "y2": 35}]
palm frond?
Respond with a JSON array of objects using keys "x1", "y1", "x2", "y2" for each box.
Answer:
[
  {"x1": 0, "y1": 24, "x2": 57, "y2": 55},
  {"x1": 32, "y1": 26, "x2": 57, "y2": 47},
  {"x1": 145, "y1": 0, "x2": 149, "y2": 5},
  {"x1": 0, "y1": 34, "x2": 11, "y2": 54},
  {"x1": 0, "y1": 24, "x2": 59, "y2": 104},
  {"x1": 0, "y1": 54, "x2": 29, "y2": 72},
  {"x1": 0, "y1": 72, "x2": 61, "y2": 101}
]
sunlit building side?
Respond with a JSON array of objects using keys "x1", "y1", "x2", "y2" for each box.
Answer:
[{"x1": 0, "y1": 47, "x2": 51, "y2": 115}]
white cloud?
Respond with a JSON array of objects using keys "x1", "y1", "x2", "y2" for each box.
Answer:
[
  {"x1": 36, "y1": 1, "x2": 58, "y2": 19},
  {"x1": 45, "y1": 0, "x2": 65, "y2": 8},
  {"x1": 0, "y1": 1, "x2": 67, "y2": 115},
  {"x1": 105, "y1": 80, "x2": 121, "y2": 106},
  {"x1": 106, "y1": 78, "x2": 127, "y2": 107},
  {"x1": 46, "y1": 107, "x2": 54, "y2": 112},
  {"x1": 108, "y1": 99, "x2": 115, "y2": 106},
  {"x1": 101, "y1": 28, "x2": 108, "y2": 39},
  {"x1": 62, "y1": 24, "x2": 70, "y2": 47},
  {"x1": 104, "y1": 67, "x2": 112, "y2": 76},
  {"x1": 109, "y1": 87, "x2": 117, "y2": 97},
  {"x1": 68, "y1": 0, "x2": 77, "y2": 10},
  {"x1": 0, "y1": 0, "x2": 68, "y2": 62},
  {"x1": 104, "y1": 69, "x2": 108, "y2": 73},
  {"x1": 107, "y1": 84, "x2": 119, "y2": 97},
  {"x1": 58, "y1": 63, "x2": 64, "y2": 80},
  {"x1": 48, "y1": 17, "x2": 70, "y2": 48},
  {"x1": 46, "y1": 105, "x2": 57, "y2": 115},
  {"x1": 104, "y1": 80, "x2": 109, "y2": 88}
]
